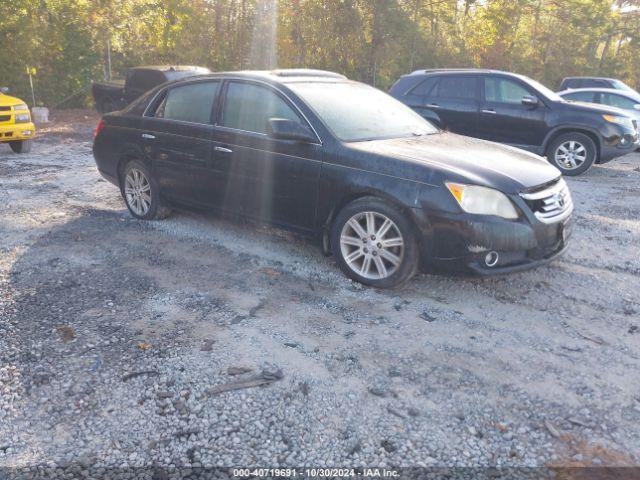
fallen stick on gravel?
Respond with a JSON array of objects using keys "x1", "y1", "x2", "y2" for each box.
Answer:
[
  {"x1": 544, "y1": 420, "x2": 562, "y2": 439},
  {"x1": 574, "y1": 330, "x2": 605, "y2": 345},
  {"x1": 205, "y1": 370, "x2": 283, "y2": 396},
  {"x1": 121, "y1": 370, "x2": 160, "y2": 382}
]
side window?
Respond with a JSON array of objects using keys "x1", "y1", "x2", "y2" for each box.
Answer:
[
  {"x1": 221, "y1": 82, "x2": 302, "y2": 134},
  {"x1": 410, "y1": 77, "x2": 437, "y2": 96},
  {"x1": 592, "y1": 80, "x2": 610, "y2": 88},
  {"x1": 154, "y1": 82, "x2": 219, "y2": 124},
  {"x1": 563, "y1": 91, "x2": 595, "y2": 103},
  {"x1": 601, "y1": 93, "x2": 636, "y2": 110},
  {"x1": 432, "y1": 76, "x2": 477, "y2": 99},
  {"x1": 484, "y1": 77, "x2": 533, "y2": 104}
]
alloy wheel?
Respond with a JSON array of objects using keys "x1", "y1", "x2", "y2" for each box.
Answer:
[
  {"x1": 554, "y1": 140, "x2": 587, "y2": 170},
  {"x1": 124, "y1": 168, "x2": 152, "y2": 216},
  {"x1": 339, "y1": 211, "x2": 405, "y2": 280}
]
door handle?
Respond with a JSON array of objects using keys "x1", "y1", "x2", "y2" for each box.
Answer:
[
  {"x1": 141, "y1": 133, "x2": 156, "y2": 139},
  {"x1": 214, "y1": 146, "x2": 233, "y2": 153},
  {"x1": 426, "y1": 103, "x2": 440, "y2": 108},
  {"x1": 482, "y1": 109, "x2": 496, "y2": 114}
]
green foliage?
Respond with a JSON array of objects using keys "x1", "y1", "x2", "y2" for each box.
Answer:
[{"x1": 0, "y1": 0, "x2": 638, "y2": 106}]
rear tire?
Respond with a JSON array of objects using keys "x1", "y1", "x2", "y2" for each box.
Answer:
[
  {"x1": 120, "y1": 159, "x2": 171, "y2": 220},
  {"x1": 9, "y1": 139, "x2": 32, "y2": 154},
  {"x1": 546, "y1": 132, "x2": 596, "y2": 176},
  {"x1": 331, "y1": 197, "x2": 419, "y2": 288}
]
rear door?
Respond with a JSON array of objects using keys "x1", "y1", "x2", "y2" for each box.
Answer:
[
  {"x1": 477, "y1": 75, "x2": 548, "y2": 149},
  {"x1": 210, "y1": 80, "x2": 322, "y2": 230},
  {"x1": 141, "y1": 80, "x2": 220, "y2": 204},
  {"x1": 422, "y1": 75, "x2": 479, "y2": 136}
]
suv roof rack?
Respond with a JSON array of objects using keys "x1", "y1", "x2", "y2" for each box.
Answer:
[
  {"x1": 271, "y1": 69, "x2": 346, "y2": 79},
  {"x1": 407, "y1": 68, "x2": 503, "y2": 76}
]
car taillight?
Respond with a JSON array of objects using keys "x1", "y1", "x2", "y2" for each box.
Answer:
[{"x1": 94, "y1": 119, "x2": 105, "y2": 138}]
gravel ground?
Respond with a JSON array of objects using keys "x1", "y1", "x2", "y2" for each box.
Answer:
[{"x1": 1, "y1": 110, "x2": 639, "y2": 478}]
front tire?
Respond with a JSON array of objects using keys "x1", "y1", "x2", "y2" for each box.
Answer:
[
  {"x1": 9, "y1": 139, "x2": 32, "y2": 154},
  {"x1": 120, "y1": 159, "x2": 170, "y2": 220},
  {"x1": 547, "y1": 132, "x2": 596, "y2": 176},
  {"x1": 331, "y1": 197, "x2": 419, "y2": 288}
]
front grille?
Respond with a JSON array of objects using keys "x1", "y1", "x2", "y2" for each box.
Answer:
[
  {"x1": 0, "y1": 106, "x2": 11, "y2": 112},
  {"x1": 521, "y1": 178, "x2": 573, "y2": 224},
  {"x1": 0, "y1": 115, "x2": 11, "y2": 122}
]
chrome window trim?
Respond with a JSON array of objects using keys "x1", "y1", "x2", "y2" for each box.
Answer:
[{"x1": 142, "y1": 76, "x2": 323, "y2": 145}]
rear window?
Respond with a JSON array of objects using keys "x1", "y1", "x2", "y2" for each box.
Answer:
[
  {"x1": 126, "y1": 89, "x2": 160, "y2": 115},
  {"x1": 154, "y1": 81, "x2": 220, "y2": 124},
  {"x1": 432, "y1": 76, "x2": 477, "y2": 99},
  {"x1": 562, "y1": 91, "x2": 595, "y2": 103},
  {"x1": 409, "y1": 77, "x2": 437, "y2": 96}
]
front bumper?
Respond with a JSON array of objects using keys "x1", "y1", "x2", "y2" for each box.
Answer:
[
  {"x1": 0, "y1": 122, "x2": 36, "y2": 142},
  {"x1": 599, "y1": 128, "x2": 638, "y2": 162},
  {"x1": 414, "y1": 206, "x2": 573, "y2": 275}
]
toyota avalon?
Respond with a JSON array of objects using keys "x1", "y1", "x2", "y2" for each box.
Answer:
[{"x1": 93, "y1": 69, "x2": 573, "y2": 288}]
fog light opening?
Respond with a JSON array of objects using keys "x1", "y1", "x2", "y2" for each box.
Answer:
[{"x1": 485, "y1": 251, "x2": 500, "y2": 268}]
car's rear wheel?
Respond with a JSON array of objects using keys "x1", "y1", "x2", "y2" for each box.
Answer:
[
  {"x1": 121, "y1": 159, "x2": 170, "y2": 220},
  {"x1": 331, "y1": 197, "x2": 419, "y2": 288},
  {"x1": 547, "y1": 132, "x2": 596, "y2": 176},
  {"x1": 9, "y1": 139, "x2": 32, "y2": 154}
]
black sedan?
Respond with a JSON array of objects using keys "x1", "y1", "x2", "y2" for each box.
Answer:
[{"x1": 93, "y1": 69, "x2": 573, "y2": 288}]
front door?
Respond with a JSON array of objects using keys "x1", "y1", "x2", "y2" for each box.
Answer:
[
  {"x1": 477, "y1": 75, "x2": 548, "y2": 150},
  {"x1": 141, "y1": 80, "x2": 221, "y2": 204},
  {"x1": 210, "y1": 80, "x2": 322, "y2": 231}
]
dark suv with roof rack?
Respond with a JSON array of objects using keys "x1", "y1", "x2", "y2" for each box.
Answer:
[{"x1": 390, "y1": 69, "x2": 638, "y2": 175}]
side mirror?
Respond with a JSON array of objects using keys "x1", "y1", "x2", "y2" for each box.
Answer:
[
  {"x1": 522, "y1": 95, "x2": 539, "y2": 107},
  {"x1": 634, "y1": 104, "x2": 640, "y2": 111},
  {"x1": 267, "y1": 118, "x2": 317, "y2": 143},
  {"x1": 0, "y1": 87, "x2": 9, "y2": 94}
]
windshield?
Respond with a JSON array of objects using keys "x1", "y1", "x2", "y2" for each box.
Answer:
[
  {"x1": 289, "y1": 82, "x2": 438, "y2": 142},
  {"x1": 612, "y1": 79, "x2": 638, "y2": 94}
]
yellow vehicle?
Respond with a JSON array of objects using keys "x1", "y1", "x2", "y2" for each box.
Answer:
[{"x1": 0, "y1": 87, "x2": 35, "y2": 153}]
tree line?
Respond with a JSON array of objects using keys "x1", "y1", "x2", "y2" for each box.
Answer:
[{"x1": 1, "y1": 0, "x2": 639, "y2": 107}]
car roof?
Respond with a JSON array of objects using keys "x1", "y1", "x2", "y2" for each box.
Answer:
[
  {"x1": 168, "y1": 69, "x2": 349, "y2": 85},
  {"x1": 131, "y1": 65, "x2": 211, "y2": 73},
  {"x1": 558, "y1": 87, "x2": 640, "y2": 101},
  {"x1": 406, "y1": 68, "x2": 509, "y2": 76},
  {"x1": 562, "y1": 76, "x2": 614, "y2": 81}
]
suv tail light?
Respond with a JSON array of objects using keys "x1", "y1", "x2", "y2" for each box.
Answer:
[{"x1": 94, "y1": 119, "x2": 105, "y2": 138}]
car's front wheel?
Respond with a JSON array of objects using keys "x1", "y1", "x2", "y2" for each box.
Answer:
[
  {"x1": 547, "y1": 132, "x2": 596, "y2": 176},
  {"x1": 9, "y1": 139, "x2": 32, "y2": 154},
  {"x1": 331, "y1": 197, "x2": 420, "y2": 288},
  {"x1": 121, "y1": 159, "x2": 170, "y2": 220}
]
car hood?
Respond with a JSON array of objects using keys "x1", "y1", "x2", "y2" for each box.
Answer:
[{"x1": 348, "y1": 132, "x2": 561, "y2": 193}]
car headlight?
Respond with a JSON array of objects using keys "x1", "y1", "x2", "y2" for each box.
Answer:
[
  {"x1": 445, "y1": 182, "x2": 519, "y2": 219},
  {"x1": 14, "y1": 104, "x2": 29, "y2": 111},
  {"x1": 603, "y1": 114, "x2": 634, "y2": 129},
  {"x1": 15, "y1": 113, "x2": 31, "y2": 123}
]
